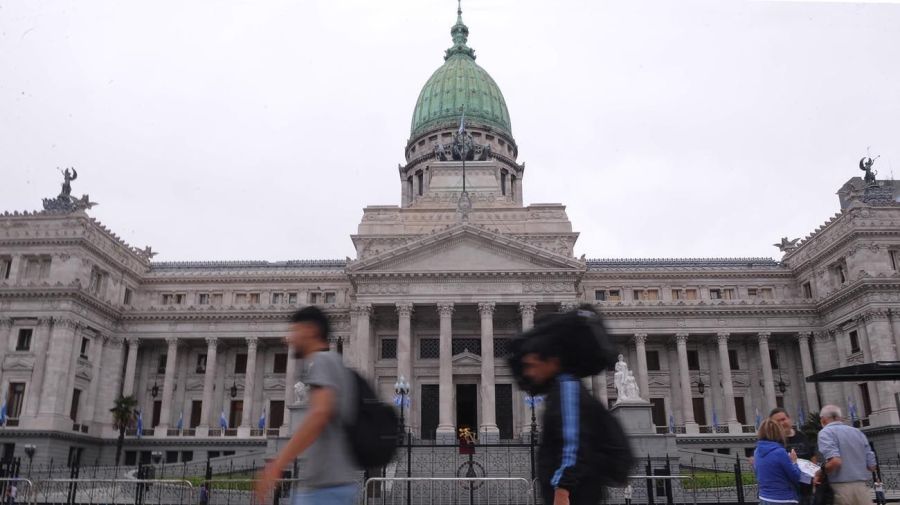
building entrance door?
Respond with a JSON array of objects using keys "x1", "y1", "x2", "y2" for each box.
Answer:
[{"x1": 456, "y1": 384, "x2": 477, "y2": 436}]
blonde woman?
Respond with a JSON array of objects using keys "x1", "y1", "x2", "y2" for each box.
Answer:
[{"x1": 754, "y1": 418, "x2": 803, "y2": 505}]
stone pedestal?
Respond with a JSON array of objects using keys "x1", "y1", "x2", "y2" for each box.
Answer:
[
  {"x1": 268, "y1": 404, "x2": 309, "y2": 455},
  {"x1": 610, "y1": 401, "x2": 677, "y2": 458}
]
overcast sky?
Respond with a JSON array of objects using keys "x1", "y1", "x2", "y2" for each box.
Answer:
[{"x1": 2, "y1": 0, "x2": 899, "y2": 262}]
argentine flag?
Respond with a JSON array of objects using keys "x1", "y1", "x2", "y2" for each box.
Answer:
[
  {"x1": 136, "y1": 411, "x2": 144, "y2": 438},
  {"x1": 798, "y1": 405, "x2": 806, "y2": 426},
  {"x1": 258, "y1": 410, "x2": 266, "y2": 430},
  {"x1": 712, "y1": 409, "x2": 719, "y2": 431},
  {"x1": 176, "y1": 411, "x2": 184, "y2": 431},
  {"x1": 755, "y1": 408, "x2": 762, "y2": 429},
  {"x1": 0, "y1": 394, "x2": 7, "y2": 426},
  {"x1": 848, "y1": 398, "x2": 859, "y2": 423},
  {"x1": 219, "y1": 410, "x2": 228, "y2": 430},
  {"x1": 668, "y1": 414, "x2": 676, "y2": 434}
]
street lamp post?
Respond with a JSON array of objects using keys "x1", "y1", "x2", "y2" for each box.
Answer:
[
  {"x1": 23, "y1": 444, "x2": 35, "y2": 479},
  {"x1": 524, "y1": 393, "x2": 544, "y2": 482},
  {"x1": 393, "y1": 376, "x2": 411, "y2": 505}
]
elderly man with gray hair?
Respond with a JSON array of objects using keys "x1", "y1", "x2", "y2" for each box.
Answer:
[{"x1": 815, "y1": 404, "x2": 877, "y2": 505}]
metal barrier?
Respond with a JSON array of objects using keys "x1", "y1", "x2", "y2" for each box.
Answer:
[
  {"x1": 364, "y1": 477, "x2": 533, "y2": 505},
  {"x1": 203, "y1": 478, "x2": 300, "y2": 505},
  {"x1": 30, "y1": 478, "x2": 193, "y2": 505},
  {"x1": 0, "y1": 477, "x2": 35, "y2": 505}
]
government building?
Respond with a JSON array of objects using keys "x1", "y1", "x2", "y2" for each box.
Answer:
[{"x1": 1, "y1": 7, "x2": 900, "y2": 469}]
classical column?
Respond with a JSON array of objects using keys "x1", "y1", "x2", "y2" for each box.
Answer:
[
  {"x1": 157, "y1": 337, "x2": 179, "y2": 433},
  {"x1": 354, "y1": 304, "x2": 373, "y2": 379},
  {"x1": 519, "y1": 302, "x2": 536, "y2": 331},
  {"x1": 478, "y1": 302, "x2": 499, "y2": 439},
  {"x1": 199, "y1": 337, "x2": 218, "y2": 430},
  {"x1": 796, "y1": 332, "x2": 819, "y2": 415},
  {"x1": 436, "y1": 302, "x2": 455, "y2": 439},
  {"x1": 25, "y1": 318, "x2": 51, "y2": 417},
  {"x1": 396, "y1": 302, "x2": 414, "y2": 394},
  {"x1": 96, "y1": 337, "x2": 125, "y2": 432},
  {"x1": 758, "y1": 332, "x2": 777, "y2": 411},
  {"x1": 634, "y1": 333, "x2": 650, "y2": 399},
  {"x1": 675, "y1": 333, "x2": 698, "y2": 433},
  {"x1": 862, "y1": 311, "x2": 900, "y2": 425},
  {"x1": 0, "y1": 319, "x2": 11, "y2": 382},
  {"x1": 239, "y1": 337, "x2": 259, "y2": 430},
  {"x1": 122, "y1": 337, "x2": 140, "y2": 397},
  {"x1": 716, "y1": 332, "x2": 740, "y2": 431},
  {"x1": 84, "y1": 335, "x2": 107, "y2": 425},
  {"x1": 39, "y1": 319, "x2": 79, "y2": 419},
  {"x1": 283, "y1": 345, "x2": 297, "y2": 428}
]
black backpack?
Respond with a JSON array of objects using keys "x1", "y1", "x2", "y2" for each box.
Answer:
[
  {"x1": 344, "y1": 370, "x2": 400, "y2": 468},
  {"x1": 588, "y1": 395, "x2": 635, "y2": 487}
]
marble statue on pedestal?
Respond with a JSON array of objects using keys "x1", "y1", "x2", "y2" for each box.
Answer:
[{"x1": 614, "y1": 355, "x2": 644, "y2": 403}]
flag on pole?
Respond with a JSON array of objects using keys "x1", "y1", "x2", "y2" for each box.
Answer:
[
  {"x1": 755, "y1": 408, "x2": 762, "y2": 429},
  {"x1": 258, "y1": 410, "x2": 266, "y2": 430},
  {"x1": 0, "y1": 394, "x2": 7, "y2": 426},
  {"x1": 458, "y1": 109, "x2": 466, "y2": 135},
  {"x1": 712, "y1": 409, "x2": 719, "y2": 431},
  {"x1": 176, "y1": 411, "x2": 184, "y2": 431},
  {"x1": 668, "y1": 414, "x2": 676, "y2": 434},
  {"x1": 136, "y1": 411, "x2": 144, "y2": 438},
  {"x1": 219, "y1": 410, "x2": 228, "y2": 430},
  {"x1": 848, "y1": 398, "x2": 858, "y2": 424},
  {"x1": 798, "y1": 405, "x2": 806, "y2": 426}
]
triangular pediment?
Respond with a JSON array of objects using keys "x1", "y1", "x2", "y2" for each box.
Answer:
[
  {"x1": 452, "y1": 351, "x2": 482, "y2": 365},
  {"x1": 348, "y1": 224, "x2": 585, "y2": 274}
]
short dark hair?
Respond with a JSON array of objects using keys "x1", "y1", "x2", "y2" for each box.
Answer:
[
  {"x1": 769, "y1": 407, "x2": 789, "y2": 418},
  {"x1": 290, "y1": 306, "x2": 330, "y2": 341}
]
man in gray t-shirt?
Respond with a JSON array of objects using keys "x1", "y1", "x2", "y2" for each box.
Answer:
[
  {"x1": 256, "y1": 306, "x2": 360, "y2": 505},
  {"x1": 815, "y1": 404, "x2": 876, "y2": 505}
]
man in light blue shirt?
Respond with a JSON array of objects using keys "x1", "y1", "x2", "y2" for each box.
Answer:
[{"x1": 816, "y1": 405, "x2": 876, "y2": 505}]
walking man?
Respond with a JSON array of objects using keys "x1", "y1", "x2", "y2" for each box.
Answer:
[
  {"x1": 815, "y1": 404, "x2": 877, "y2": 505},
  {"x1": 255, "y1": 306, "x2": 359, "y2": 504}
]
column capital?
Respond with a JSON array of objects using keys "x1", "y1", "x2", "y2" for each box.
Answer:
[
  {"x1": 758, "y1": 332, "x2": 771, "y2": 343},
  {"x1": 36, "y1": 317, "x2": 52, "y2": 327},
  {"x1": 437, "y1": 302, "x2": 454, "y2": 318},
  {"x1": 165, "y1": 336, "x2": 179, "y2": 347},
  {"x1": 205, "y1": 336, "x2": 218, "y2": 348},
  {"x1": 675, "y1": 332, "x2": 689, "y2": 344},
  {"x1": 396, "y1": 302, "x2": 414, "y2": 318},
  {"x1": 107, "y1": 336, "x2": 125, "y2": 349},
  {"x1": 634, "y1": 333, "x2": 648, "y2": 345},
  {"x1": 518, "y1": 302, "x2": 536, "y2": 315},
  {"x1": 351, "y1": 303, "x2": 373, "y2": 316},
  {"x1": 478, "y1": 302, "x2": 496, "y2": 317},
  {"x1": 246, "y1": 336, "x2": 259, "y2": 349},
  {"x1": 797, "y1": 331, "x2": 812, "y2": 342},
  {"x1": 0, "y1": 318, "x2": 11, "y2": 330},
  {"x1": 863, "y1": 309, "x2": 891, "y2": 322},
  {"x1": 126, "y1": 336, "x2": 140, "y2": 346},
  {"x1": 716, "y1": 332, "x2": 730, "y2": 343},
  {"x1": 559, "y1": 301, "x2": 579, "y2": 312}
]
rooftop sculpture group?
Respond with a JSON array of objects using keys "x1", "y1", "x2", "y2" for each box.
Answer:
[{"x1": 42, "y1": 167, "x2": 97, "y2": 213}]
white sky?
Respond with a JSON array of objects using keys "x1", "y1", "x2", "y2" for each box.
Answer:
[{"x1": 1, "y1": 0, "x2": 899, "y2": 262}]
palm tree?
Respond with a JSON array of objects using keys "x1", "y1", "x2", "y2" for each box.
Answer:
[{"x1": 110, "y1": 395, "x2": 138, "y2": 466}]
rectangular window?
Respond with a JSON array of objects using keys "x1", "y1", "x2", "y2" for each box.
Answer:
[
  {"x1": 175, "y1": 294, "x2": 185, "y2": 304},
  {"x1": 162, "y1": 294, "x2": 174, "y2": 305},
  {"x1": 594, "y1": 290, "x2": 606, "y2": 301},
  {"x1": 211, "y1": 293, "x2": 223, "y2": 305},
  {"x1": 88, "y1": 266, "x2": 104, "y2": 295},
  {"x1": 420, "y1": 338, "x2": 439, "y2": 359},
  {"x1": 646, "y1": 350, "x2": 661, "y2": 371},
  {"x1": 15, "y1": 328, "x2": 32, "y2": 351},
  {"x1": 416, "y1": 171, "x2": 424, "y2": 196},
  {"x1": 196, "y1": 354, "x2": 207, "y2": 374},
  {"x1": 649, "y1": 398, "x2": 666, "y2": 427},
  {"x1": 776, "y1": 396, "x2": 784, "y2": 409},
  {"x1": 802, "y1": 282, "x2": 813, "y2": 299},
  {"x1": 181, "y1": 451, "x2": 194, "y2": 463},
  {"x1": 420, "y1": 384, "x2": 439, "y2": 440},
  {"x1": 308, "y1": 292, "x2": 320, "y2": 304},
  {"x1": 633, "y1": 289, "x2": 659, "y2": 301},
  {"x1": 23, "y1": 256, "x2": 51, "y2": 281},
  {"x1": 607, "y1": 289, "x2": 621, "y2": 301},
  {"x1": 229, "y1": 400, "x2": 243, "y2": 428},
  {"x1": 190, "y1": 400, "x2": 202, "y2": 428},
  {"x1": 287, "y1": 293, "x2": 298, "y2": 304},
  {"x1": 234, "y1": 353, "x2": 248, "y2": 374},
  {"x1": 692, "y1": 397, "x2": 707, "y2": 426},
  {"x1": 235, "y1": 293, "x2": 248, "y2": 305},
  {"x1": 495, "y1": 384, "x2": 513, "y2": 439},
  {"x1": 70, "y1": 389, "x2": 82, "y2": 421},
  {"x1": 759, "y1": 288, "x2": 774, "y2": 299},
  {"x1": 452, "y1": 338, "x2": 481, "y2": 356},
  {"x1": 687, "y1": 350, "x2": 700, "y2": 370},
  {"x1": 166, "y1": 451, "x2": 178, "y2": 463},
  {"x1": 672, "y1": 289, "x2": 683, "y2": 300},
  {"x1": 381, "y1": 338, "x2": 397, "y2": 359},
  {"x1": 728, "y1": 349, "x2": 739, "y2": 370},
  {"x1": 198, "y1": 293, "x2": 210, "y2": 305},
  {"x1": 272, "y1": 293, "x2": 283, "y2": 304},
  {"x1": 722, "y1": 288, "x2": 735, "y2": 300},
  {"x1": 124, "y1": 288, "x2": 133, "y2": 305},
  {"x1": 709, "y1": 289, "x2": 722, "y2": 299},
  {"x1": 891, "y1": 250, "x2": 899, "y2": 271},
  {"x1": 7, "y1": 383, "x2": 25, "y2": 418},
  {"x1": 849, "y1": 330, "x2": 861, "y2": 354},
  {"x1": 0, "y1": 257, "x2": 11, "y2": 280},
  {"x1": 833, "y1": 263, "x2": 847, "y2": 285},
  {"x1": 769, "y1": 349, "x2": 780, "y2": 369},
  {"x1": 735, "y1": 396, "x2": 747, "y2": 425},
  {"x1": 500, "y1": 170, "x2": 508, "y2": 196},
  {"x1": 685, "y1": 289, "x2": 698, "y2": 300},
  {"x1": 269, "y1": 400, "x2": 285, "y2": 428},
  {"x1": 324, "y1": 292, "x2": 336, "y2": 304},
  {"x1": 248, "y1": 293, "x2": 260, "y2": 305},
  {"x1": 124, "y1": 451, "x2": 137, "y2": 466},
  {"x1": 79, "y1": 337, "x2": 90, "y2": 358},
  {"x1": 157, "y1": 355, "x2": 167, "y2": 374},
  {"x1": 273, "y1": 353, "x2": 288, "y2": 373},
  {"x1": 860, "y1": 384, "x2": 872, "y2": 417},
  {"x1": 494, "y1": 338, "x2": 512, "y2": 358},
  {"x1": 747, "y1": 288, "x2": 758, "y2": 297}
]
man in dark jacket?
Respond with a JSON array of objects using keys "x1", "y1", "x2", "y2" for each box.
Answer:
[{"x1": 522, "y1": 338, "x2": 603, "y2": 505}]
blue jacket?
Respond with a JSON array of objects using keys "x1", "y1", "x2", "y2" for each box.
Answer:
[{"x1": 754, "y1": 440, "x2": 803, "y2": 502}]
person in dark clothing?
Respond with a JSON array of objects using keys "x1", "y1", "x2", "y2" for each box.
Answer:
[
  {"x1": 770, "y1": 408, "x2": 817, "y2": 505},
  {"x1": 522, "y1": 337, "x2": 604, "y2": 505}
]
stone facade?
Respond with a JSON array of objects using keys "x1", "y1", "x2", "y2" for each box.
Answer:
[{"x1": 2, "y1": 8, "x2": 900, "y2": 467}]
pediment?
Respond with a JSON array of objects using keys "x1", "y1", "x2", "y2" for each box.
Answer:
[
  {"x1": 2, "y1": 355, "x2": 35, "y2": 371},
  {"x1": 452, "y1": 351, "x2": 482, "y2": 366},
  {"x1": 349, "y1": 224, "x2": 585, "y2": 274}
]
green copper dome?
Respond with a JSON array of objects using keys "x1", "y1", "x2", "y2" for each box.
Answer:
[{"x1": 410, "y1": 8, "x2": 512, "y2": 139}]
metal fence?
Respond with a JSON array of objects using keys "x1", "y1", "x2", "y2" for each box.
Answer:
[{"x1": 363, "y1": 477, "x2": 533, "y2": 505}]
